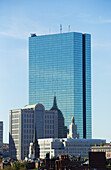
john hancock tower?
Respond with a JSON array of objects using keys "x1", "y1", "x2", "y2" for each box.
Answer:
[{"x1": 29, "y1": 32, "x2": 92, "y2": 139}]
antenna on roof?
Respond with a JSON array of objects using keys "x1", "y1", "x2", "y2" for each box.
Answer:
[
  {"x1": 68, "y1": 25, "x2": 70, "y2": 32},
  {"x1": 60, "y1": 24, "x2": 62, "y2": 33}
]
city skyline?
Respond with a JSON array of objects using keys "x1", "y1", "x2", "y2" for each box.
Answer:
[{"x1": 0, "y1": 0, "x2": 111, "y2": 143}]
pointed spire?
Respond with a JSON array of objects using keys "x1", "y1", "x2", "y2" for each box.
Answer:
[
  {"x1": 51, "y1": 96, "x2": 58, "y2": 110},
  {"x1": 53, "y1": 96, "x2": 58, "y2": 108},
  {"x1": 33, "y1": 121, "x2": 39, "y2": 159}
]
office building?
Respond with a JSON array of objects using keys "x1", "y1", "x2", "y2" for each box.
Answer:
[
  {"x1": 67, "y1": 117, "x2": 79, "y2": 139},
  {"x1": 38, "y1": 138, "x2": 106, "y2": 159},
  {"x1": 0, "y1": 122, "x2": 3, "y2": 157},
  {"x1": 9, "y1": 100, "x2": 67, "y2": 160},
  {"x1": 29, "y1": 32, "x2": 91, "y2": 139}
]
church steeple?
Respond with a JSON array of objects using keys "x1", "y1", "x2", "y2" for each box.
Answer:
[{"x1": 33, "y1": 122, "x2": 39, "y2": 159}]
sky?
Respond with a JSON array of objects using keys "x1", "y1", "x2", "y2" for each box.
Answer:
[{"x1": 0, "y1": 0, "x2": 111, "y2": 143}]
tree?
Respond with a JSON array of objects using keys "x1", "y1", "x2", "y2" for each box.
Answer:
[
  {"x1": 4, "y1": 166, "x2": 16, "y2": 170},
  {"x1": 100, "y1": 142, "x2": 104, "y2": 146},
  {"x1": 12, "y1": 162, "x2": 28, "y2": 170},
  {"x1": 94, "y1": 143, "x2": 98, "y2": 146},
  {"x1": 13, "y1": 162, "x2": 21, "y2": 169}
]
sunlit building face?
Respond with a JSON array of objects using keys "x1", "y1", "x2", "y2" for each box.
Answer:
[{"x1": 29, "y1": 32, "x2": 92, "y2": 139}]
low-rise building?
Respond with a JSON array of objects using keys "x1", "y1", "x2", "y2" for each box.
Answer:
[
  {"x1": 3, "y1": 143, "x2": 9, "y2": 158},
  {"x1": 38, "y1": 138, "x2": 106, "y2": 159},
  {"x1": 91, "y1": 145, "x2": 111, "y2": 159}
]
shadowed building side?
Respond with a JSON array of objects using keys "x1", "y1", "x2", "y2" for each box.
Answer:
[{"x1": 50, "y1": 96, "x2": 67, "y2": 138}]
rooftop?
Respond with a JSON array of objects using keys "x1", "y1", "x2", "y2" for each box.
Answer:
[
  {"x1": 23, "y1": 104, "x2": 36, "y2": 110},
  {"x1": 30, "y1": 31, "x2": 90, "y2": 38}
]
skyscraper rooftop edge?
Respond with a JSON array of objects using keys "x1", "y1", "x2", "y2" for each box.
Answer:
[{"x1": 30, "y1": 31, "x2": 91, "y2": 38}]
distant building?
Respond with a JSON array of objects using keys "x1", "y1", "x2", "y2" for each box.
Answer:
[
  {"x1": 9, "y1": 98, "x2": 67, "y2": 160},
  {"x1": 0, "y1": 121, "x2": 3, "y2": 157},
  {"x1": 91, "y1": 145, "x2": 111, "y2": 159},
  {"x1": 38, "y1": 138, "x2": 106, "y2": 159},
  {"x1": 89, "y1": 152, "x2": 106, "y2": 169},
  {"x1": 3, "y1": 143, "x2": 9, "y2": 158},
  {"x1": 67, "y1": 117, "x2": 79, "y2": 139}
]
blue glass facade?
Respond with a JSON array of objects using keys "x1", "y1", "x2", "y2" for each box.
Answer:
[{"x1": 29, "y1": 32, "x2": 92, "y2": 139}]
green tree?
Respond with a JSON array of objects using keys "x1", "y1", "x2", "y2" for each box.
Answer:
[
  {"x1": 12, "y1": 162, "x2": 28, "y2": 170},
  {"x1": 12, "y1": 162, "x2": 21, "y2": 169},
  {"x1": 94, "y1": 143, "x2": 98, "y2": 146}
]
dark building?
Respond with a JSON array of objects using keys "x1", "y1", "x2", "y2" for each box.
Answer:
[
  {"x1": 50, "y1": 96, "x2": 67, "y2": 138},
  {"x1": 89, "y1": 152, "x2": 106, "y2": 169},
  {"x1": 3, "y1": 143, "x2": 9, "y2": 158},
  {"x1": 32, "y1": 124, "x2": 39, "y2": 159}
]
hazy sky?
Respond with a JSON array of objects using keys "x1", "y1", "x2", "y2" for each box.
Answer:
[{"x1": 0, "y1": 0, "x2": 111, "y2": 143}]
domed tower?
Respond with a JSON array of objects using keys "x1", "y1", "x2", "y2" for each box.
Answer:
[{"x1": 50, "y1": 96, "x2": 67, "y2": 138}]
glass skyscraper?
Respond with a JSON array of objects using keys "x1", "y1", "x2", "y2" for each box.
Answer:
[{"x1": 29, "y1": 32, "x2": 92, "y2": 139}]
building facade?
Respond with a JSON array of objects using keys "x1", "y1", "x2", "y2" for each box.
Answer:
[
  {"x1": 29, "y1": 32, "x2": 91, "y2": 139},
  {"x1": 91, "y1": 145, "x2": 111, "y2": 159},
  {"x1": 38, "y1": 138, "x2": 106, "y2": 159},
  {"x1": 9, "y1": 101, "x2": 67, "y2": 160},
  {"x1": 0, "y1": 122, "x2": 3, "y2": 157}
]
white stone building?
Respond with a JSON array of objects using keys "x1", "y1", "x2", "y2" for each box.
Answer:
[
  {"x1": 9, "y1": 104, "x2": 58, "y2": 160},
  {"x1": 38, "y1": 138, "x2": 106, "y2": 159}
]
